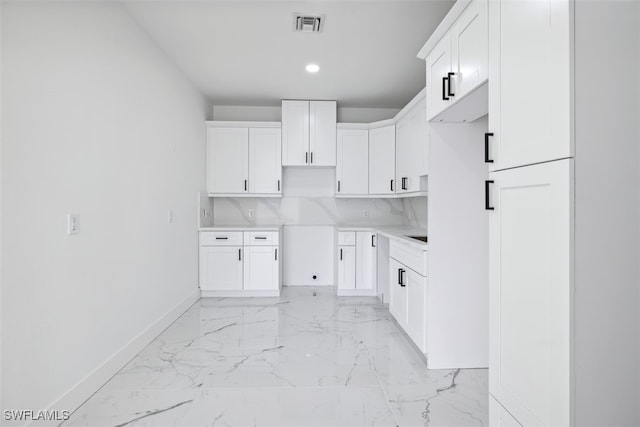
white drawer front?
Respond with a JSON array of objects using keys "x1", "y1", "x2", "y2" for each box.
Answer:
[
  {"x1": 390, "y1": 240, "x2": 427, "y2": 276},
  {"x1": 200, "y1": 231, "x2": 243, "y2": 246},
  {"x1": 244, "y1": 231, "x2": 279, "y2": 246},
  {"x1": 338, "y1": 231, "x2": 356, "y2": 246}
]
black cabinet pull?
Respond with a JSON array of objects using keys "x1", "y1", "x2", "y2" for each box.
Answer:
[
  {"x1": 447, "y1": 72, "x2": 455, "y2": 97},
  {"x1": 255, "y1": 236, "x2": 267, "y2": 240},
  {"x1": 215, "y1": 237, "x2": 228, "y2": 240},
  {"x1": 277, "y1": 180, "x2": 280, "y2": 191},
  {"x1": 442, "y1": 76, "x2": 449, "y2": 101},
  {"x1": 390, "y1": 179, "x2": 394, "y2": 191},
  {"x1": 398, "y1": 268, "x2": 402, "y2": 285},
  {"x1": 275, "y1": 248, "x2": 277, "y2": 261},
  {"x1": 340, "y1": 248, "x2": 343, "y2": 261},
  {"x1": 337, "y1": 181, "x2": 341, "y2": 192},
  {"x1": 400, "y1": 269, "x2": 406, "y2": 287},
  {"x1": 484, "y1": 133, "x2": 494, "y2": 163},
  {"x1": 306, "y1": 152, "x2": 308, "y2": 164},
  {"x1": 238, "y1": 248, "x2": 242, "y2": 261},
  {"x1": 485, "y1": 180, "x2": 494, "y2": 211},
  {"x1": 310, "y1": 152, "x2": 313, "y2": 164},
  {"x1": 371, "y1": 235, "x2": 376, "y2": 248},
  {"x1": 244, "y1": 179, "x2": 247, "y2": 191},
  {"x1": 401, "y1": 177, "x2": 408, "y2": 190}
]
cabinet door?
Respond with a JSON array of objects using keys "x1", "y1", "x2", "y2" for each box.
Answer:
[
  {"x1": 336, "y1": 129, "x2": 369, "y2": 195},
  {"x1": 487, "y1": 0, "x2": 571, "y2": 171},
  {"x1": 338, "y1": 246, "x2": 356, "y2": 291},
  {"x1": 405, "y1": 269, "x2": 426, "y2": 353},
  {"x1": 396, "y1": 100, "x2": 427, "y2": 193},
  {"x1": 355, "y1": 232, "x2": 376, "y2": 291},
  {"x1": 489, "y1": 159, "x2": 571, "y2": 426},
  {"x1": 207, "y1": 127, "x2": 248, "y2": 194},
  {"x1": 368, "y1": 125, "x2": 396, "y2": 195},
  {"x1": 389, "y1": 259, "x2": 407, "y2": 328},
  {"x1": 282, "y1": 100, "x2": 309, "y2": 166},
  {"x1": 243, "y1": 246, "x2": 279, "y2": 291},
  {"x1": 309, "y1": 101, "x2": 337, "y2": 166},
  {"x1": 451, "y1": 0, "x2": 488, "y2": 99},
  {"x1": 425, "y1": 35, "x2": 452, "y2": 120},
  {"x1": 249, "y1": 128, "x2": 282, "y2": 194},
  {"x1": 199, "y1": 246, "x2": 243, "y2": 291}
]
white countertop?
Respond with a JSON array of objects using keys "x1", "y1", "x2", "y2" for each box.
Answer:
[
  {"x1": 199, "y1": 225, "x2": 282, "y2": 231},
  {"x1": 337, "y1": 225, "x2": 428, "y2": 250}
]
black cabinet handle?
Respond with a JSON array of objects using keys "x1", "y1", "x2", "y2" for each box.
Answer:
[
  {"x1": 277, "y1": 180, "x2": 280, "y2": 191},
  {"x1": 401, "y1": 177, "x2": 408, "y2": 190},
  {"x1": 447, "y1": 72, "x2": 455, "y2": 97},
  {"x1": 442, "y1": 76, "x2": 449, "y2": 101},
  {"x1": 371, "y1": 235, "x2": 376, "y2": 247},
  {"x1": 401, "y1": 269, "x2": 406, "y2": 287},
  {"x1": 254, "y1": 236, "x2": 267, "y2": 240},
  {"x1": 306, "y1": 152, "x2": 308, "y2": 164},
  {"x1": 244, "y1": 179, "x2": 247, "y2": 191},
  {"x1": 340, "y1": 248, "x2": 343, "y2": 261},
  {"x1": 390, "y1": 179, "x2": 394, "y2": 191},
  {"x1": 215, "y1": 237, "x2": 228, "y2": 240},
  {"x1": 337, "y1": 181, "x2": 341, "y2": 192},
  {"x1": 484, "y1": 133, "x2": 494, "y2": 163},
  {"x1": 275, "y1": 248, "x2": 277, "y2": 261},
  {"x1": 310, "y1": 152, "x2": 313, "y2": 164},
  {"x1": 398, "y1": 268, "x2": 402, "y2": 285},
  {"x1": 485, "y1": 180, "x2": 494, "y2": 211},
  {"x1": 238, "y1": 248, "x2": 242, "y2": 261}
]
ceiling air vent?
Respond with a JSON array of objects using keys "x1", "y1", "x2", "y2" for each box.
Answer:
[{"x1": 293, "y1": 14, "x2": 324, "y2": 33}]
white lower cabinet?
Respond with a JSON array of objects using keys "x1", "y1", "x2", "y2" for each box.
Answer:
[
  {"x1": 199, "y1": 246, "x2": 243, "y2": 291},
  {"x1": 243, "y1": 246, "x2": 279, "y2": 291},
  {"x1": 389, "y1": 239, "x2": 428, "y2": 354},
  {"x1": 337, "y1": 231, "x2": 377, "y2": 296},
  {"x1": 200, "y1": 229, "x2": 281, "y2": 296}
]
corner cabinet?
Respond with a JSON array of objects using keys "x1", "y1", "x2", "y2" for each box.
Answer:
[
  {"x1": 395, "y1": 94, "x2": 428, "y2": 194},
  {"x1": 282, "y1": 100, "x2": 337, "y2": 167},
  {"x1": 336, "y1": 128, "x2": 369, "y2": 195},
  {"x1": 199, "y1": 228, "x2": 281, "y2": 297},
  {"x1": 206, "y1": 122, "x2": 282, "y2": 197},
  {"x1": 368, "y1": 125, "x2": 396, "y2": 195}
]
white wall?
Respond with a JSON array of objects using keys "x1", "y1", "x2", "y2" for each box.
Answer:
[
  {"x1": 426, "y1": 117, "x2": 488, "y2": 369},
  {"x1": 212, "y1": 105, "x2": 401, "y2": 123},
  {"x1": 574, "y1": 1, "x2": 640, "y2": 425},
  {"x1": 1, "y1": 2, "x2": 207, "y2": 424}
]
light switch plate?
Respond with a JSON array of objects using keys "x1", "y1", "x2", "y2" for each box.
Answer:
[{"x1": 67, "y1": 214, "x2": 80, "y2": 235}]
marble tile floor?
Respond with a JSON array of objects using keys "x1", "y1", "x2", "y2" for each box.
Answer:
[{"x1": 64, "y1": 287, "x2": 488, "y2": 427}]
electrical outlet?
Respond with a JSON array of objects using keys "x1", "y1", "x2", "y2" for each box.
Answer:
[
  {"x1": 67, "y1": 214, "x2": 80, "y2": 235},
  {"x1": 363, "y1": 210, "x2": 369, "y2": 217},
  {"x1": 248, "y1": 209, "x2": 254, "y2": 218},
  {"x1": 168, "y1": 210, "x2": 173, "y2": 223}
]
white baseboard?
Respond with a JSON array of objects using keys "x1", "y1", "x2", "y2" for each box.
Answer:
[
  {"x1": 30, "y1": 289, "x2": 200, "y2": 427},
  {"x1": 201, "y1": 289, "x2": 279, "y2": 298}
]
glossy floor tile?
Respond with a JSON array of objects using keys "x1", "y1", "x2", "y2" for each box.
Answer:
[{"x1": 65, "y1": 287, "x2": 488, "y2": 426}]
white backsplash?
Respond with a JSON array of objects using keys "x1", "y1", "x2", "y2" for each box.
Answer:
[{"x1": 211, "y1": 196, "x2": 427, "y2": 229}]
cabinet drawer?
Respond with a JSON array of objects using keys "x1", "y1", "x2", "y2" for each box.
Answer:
[
  {"x1": 200, "y1": 231, "x2": 243, "y2": 246},
  {"x1": 338, "y1": 231, "x2": 356, "y2": 246},
  {"x1": 390, "y1": 240, "x2": 427, "y2": 276},
  {"x1": 244, "y1": 231, "x2": 279, "y2": 246}
]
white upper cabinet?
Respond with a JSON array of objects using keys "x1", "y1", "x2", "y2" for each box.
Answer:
[
  {"x1": 336, "y1": 129, "x2": 369, "y2": 195},
  {"x1": 451, "y1": 0, "x2": 488, "y2": 98},
  {"x1": 207, "y1": 123, "x2": 282, "y2": 196},
  {"x1": 368, "y1": 125, "x2": 396, "y2": 195},
  {"x1": 249, "y1": 128, "x2": 282, "y2": 194},
  {"x1": 396, "y1": 97, "x2": 427, "y2": 194},
  {"x1": 420, "y1": 0, "x2": 488, "y2": 122},
  {"x1": 207, "y1": 127, "x2": 249, "y2": 194},
  {"x1": 426, "y1": 35, "x2": 453, "y2": 120},
  {"x1": 309, "y1": 101, "x2": 337, "y2": 166},
  {"x1": 282, "y1": 100, "x2": 336, "y2": 166},
  {"x1": 487, "y1": 0, "x2": 571, "y2": 171}
]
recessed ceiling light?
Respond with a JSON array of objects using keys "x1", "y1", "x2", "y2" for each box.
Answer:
[{"x1": 306, "y1": 63, "x2": 320, "y2": 73}]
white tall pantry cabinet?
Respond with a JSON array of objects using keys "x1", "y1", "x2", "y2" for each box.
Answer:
[{"x1": 485, "y1": 0, "x2": 639, "y2": 426}]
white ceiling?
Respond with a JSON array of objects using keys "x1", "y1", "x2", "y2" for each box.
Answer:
[{"x1": 122, "y1": 1, "x2": 454, "y2": 108}]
